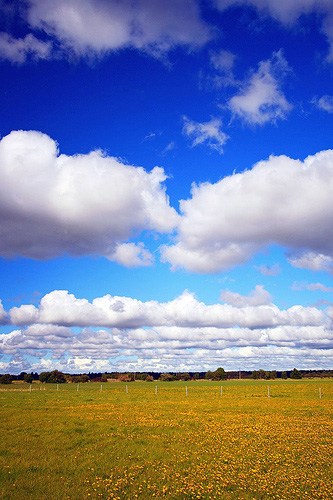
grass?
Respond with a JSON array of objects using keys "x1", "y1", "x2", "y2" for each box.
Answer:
[{"x1": 0, "y1": 379, "x2": 332, "y2": 499}]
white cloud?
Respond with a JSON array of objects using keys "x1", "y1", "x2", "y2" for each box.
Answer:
[
  {"x1": 210, "y1": 49, "x2": 238, "y2": 87},
  {"x1": 109, "y1": 242, "x2": 154, "y2": 267},
  {"x1": 215, "y1": 0, "x2": 331, "y2": 24},
  {"x1": 161, "y1": 141, "x2": 176, "y2": 155},
  {"x1": 0, "y1": 32, "x2": 52, "y2": 63},
  {"x1": 24, "y1": 324, "x2": 73, "y2": 337},
  {"x1": 221, "y1": 285, "x2": 272, "y2": 307},
  {"x1": 0, "y1": 130, "x2": 178, "y2": 260},
  {"x1": 211, "y1": 49, "x2": 236, "y2": 72},
  {"x1": 161, "y1": 148, "x2": 333, "y2": 273},
  {"x1": 182, "y1": 116, "x2": 229, "y2": 153},
  {"x1": 9, "y1": 289, "x2": 324, "y2": 330},
  {"x1": 288, "y1": 252, "x2": 333, "y2": 273},
  {"x1": 214, "y1": 0, "x2": 333, "y2": 61},
  {"x1": 291, "y1": 282, "x2": 333, "y2": 292},
  {"x1": 0, "y1": 300, "x2": 8, "y2": 324},
  {"x1": 306, "y1": 283, "x2": 333, "y2": 292},
  {"x1": 228, "y1": 50, "x2": 292, "y2": 125},
  {"x1": 1, "y1": 324, "x2": 330, "y2": 354},
  {"x1": 326, "y1": 305, "x2": 333, "y2": 322},
  {"x1": 26, "y1": 0, "x2": 211, "y2": 57},
  {"x1": 1, "y1": 319, "x2": 332, "y2": 373},
  {"x1": 256, "y1": 263, "x2": 281, "y2": 276},
  {"x1": 162, "y1": 240, "x2": 257, "y2": 274},
  {"x1": 313, "y1": 95, "x2": 333, "y2": 113}
]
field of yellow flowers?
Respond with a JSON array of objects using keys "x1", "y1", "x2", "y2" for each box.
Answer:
[{"x1": 0, "y1": 379, "x2": 332, "y2": 500}]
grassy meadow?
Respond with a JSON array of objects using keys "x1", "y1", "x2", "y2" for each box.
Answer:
[{"x1": 0, "y1": 379, "x2": 332, "y2": 500}]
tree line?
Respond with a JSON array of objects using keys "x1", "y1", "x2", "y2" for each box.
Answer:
[{"x1": 1, "y1": 367, "x2": 332, "y2": 384}]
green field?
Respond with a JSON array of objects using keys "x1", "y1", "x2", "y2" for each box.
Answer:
[{"x1": 0, "y1": 379, "x2": 332, "y2": 500}]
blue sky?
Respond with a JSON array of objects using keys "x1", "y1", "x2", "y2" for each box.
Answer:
[{"x1": 0, "y1": 0, "x2": 332, "y2": 374}]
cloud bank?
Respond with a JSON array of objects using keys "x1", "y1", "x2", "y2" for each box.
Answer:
[
  {"x1": 8, "y1": 289, "x2": 324, "y2": 329},
  {"x1": 1, "y1": 287, "x2": 332, "y2": 373}
]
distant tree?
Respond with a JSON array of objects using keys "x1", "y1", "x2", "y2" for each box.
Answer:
[
  {"x1": 193, "y1": 373, "x2": 200, "y2": 380},
  {"x1": 24, "y1": 373, "x2": 34, "y2": 384},
  {"x1": 181, "y1": 372, "x2": 191, "y2": 381},
  {"x1": 101, "y1": 373, "x2": 108, "y2": 382},
  {"x1": 259, "y1": 369, "x2": 266, "y2": 380},
  {"x1": 18, "y1": 371, "x2": 27, "y2": 381},
  {"x1": 39, "y1": 372, "x2": 49, "y2": 383},
  {"x1": 0, "y1": 374, "x2": 12, "y2": 384},
  {"x1": 39, "y1": 370, "x2": 66, "y2": 383},
  {"x1": 145, "y1": 375, "x2": 154, "y2": 382},
  {"x1": 281, "y1": 371, "x2": 288, "y2": 379},
  {"x1": 71, "y1": 374, "x2": 88, "y2": 383},
  {"x1": 48, "y1": 370, "x2": 66, "y2": 383},
  {"x1": 205, "y1": 370, "x2": 213, "y2": 380},
  {"x1": 290, "y1": 368, "x2": 302, "y2": 379},
  {"x1": 264, "y1": 371, "x2": 271, "y2": 380},
  {"x1": 213, "y1": 367, "x2": 227, "y2": 380},
  {"x1": 251, "y1": 370, "x2": 259, "y2": 379},
  {"x1": 270, "y1": 370, "x2": 277, "y2": 380},
  {"x1": 159, "y1": 373, "x2": 174, "y2": 382}
]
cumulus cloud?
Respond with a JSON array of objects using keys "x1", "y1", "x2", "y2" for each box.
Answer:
[
  {"x1": 313, "y1": 95, "x2": 333, "y2": 113},
  {"x1": 214, "y1": 0, "x2": 333, "y2": 61},
  {"x1": 228, "y1": 50, "x2": 292, "y2": 125},
  {"x1": 182, "y1": 117, "x2": 229, "y2": 153},
  {"x1": 23, "y1": 0, "x2": 211, "y2": 58},
  {"x1": 220, "y1": 285, "x2": 272, "y2": 307},
  {"x1": 161, "y1": 148, "x2": 333, "y2": 273},
  {"x1": 0, "y1": 32, "x2": 52, "y2": 63},
  {"x1": 0, "y1": 130, "x2": 178, "y2": 261},
  {"x1": 9, "y1": 289, "x2": 324, "y2": 330},
  {"x1": 109, "y1": 242, "x2": 154, "y2": 267}
]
